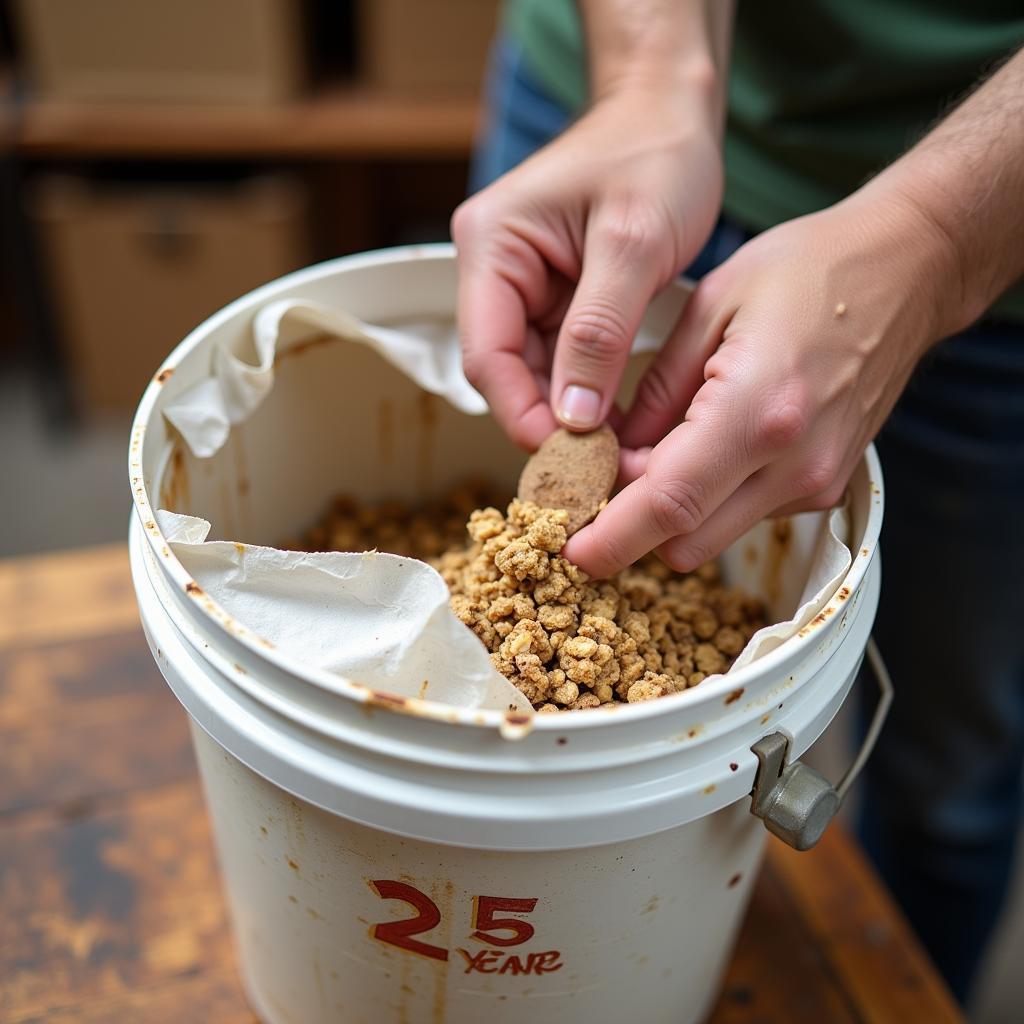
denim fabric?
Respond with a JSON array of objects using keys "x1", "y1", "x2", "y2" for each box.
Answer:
[{"x1": 472, "y1": 36, "x2": 1024, "y2": 1004}]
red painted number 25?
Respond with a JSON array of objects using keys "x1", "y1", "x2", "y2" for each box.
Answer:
[
  {"x1": 370, "y1": 880, "x2": 448, "y2": 961},
  {"x1": 471, "y1": 896, "x2": 537, "y2": 947},
  {"x1": 370, "y1": 881, "x2": 539, "y2": 961}
]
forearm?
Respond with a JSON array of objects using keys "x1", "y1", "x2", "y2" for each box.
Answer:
[
  {"x1": 579, "y1": 0, "x2": 734, "y2": 132},
  {"x1": 864, "y1": 45, "x2": 1024, "y2": 333}
]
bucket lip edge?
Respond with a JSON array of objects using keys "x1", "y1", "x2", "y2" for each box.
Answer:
[{"x1": 129, "y1": 246, "x2": 884, "y2": 735}]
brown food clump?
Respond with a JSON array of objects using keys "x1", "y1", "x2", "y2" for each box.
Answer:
[
  {"x1": 435, "y1": 500, "x2": 765, "y2": 709},
  {"x1": 292, "y1": 484, "x2": 767, "y2": 712},
  {"x1": 518, "y1": 425, "x2": 619, "y2": 534}
]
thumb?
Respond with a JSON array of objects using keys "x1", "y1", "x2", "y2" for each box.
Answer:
[{"x1": 550, "y1": 221, "x2": 665, "y2": 431}]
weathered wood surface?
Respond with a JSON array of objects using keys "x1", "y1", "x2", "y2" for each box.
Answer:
[{"x1": 0, "y1": 544, "x2": 963, "y2": 1023}]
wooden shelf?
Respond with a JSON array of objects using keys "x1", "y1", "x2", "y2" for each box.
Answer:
[{"x1": 5, "y1": 86, "x2": 481, "y2": 160}]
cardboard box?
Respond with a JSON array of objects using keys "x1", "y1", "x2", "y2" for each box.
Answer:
[
  {"x1": 31, "y1": 175, "x2": 309, "y2": 413},
  {"x1": 359, "y1": 0, "x2": 500, "y2": 94},
  {"x1": 14, "y1": 0, "x2": 305, "y2": 103}
]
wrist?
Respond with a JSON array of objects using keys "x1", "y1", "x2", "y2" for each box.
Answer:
[
  {"x1": 858, "y1": 163, "x2": 982, "y2": 337},
  {"x1": 849, "y1": 168, "x2": 978, "y2": 343},
  {"x1": 581, "y1": 0, "x2": 730, "y2": 134},
  {"x1": 595, "y1": 51, "x2": 718, "y2": 97},
  {"x1": 593, "y1": 58, "x2": 723, "y2": 135}
]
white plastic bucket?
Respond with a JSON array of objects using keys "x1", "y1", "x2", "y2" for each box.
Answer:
[{"x1": 129, "y1": 245, "x2": 883, "y2": 1024}]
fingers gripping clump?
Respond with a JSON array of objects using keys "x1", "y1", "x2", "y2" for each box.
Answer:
[{"x1": 434, "y1": 499, "x2": 766, "y2": 711}]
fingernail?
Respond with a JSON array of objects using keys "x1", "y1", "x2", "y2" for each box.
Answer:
[{"x1": 558, "y1": 385, "x2": 602, "y2": 429}]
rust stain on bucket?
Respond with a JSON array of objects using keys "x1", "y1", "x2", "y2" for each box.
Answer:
[
  {"x1": 155, "y1": 367, "x2": 174, "y2": 384},
  {"x1": 761, "y1": 519, "x2": 792, "y2": 613},
  {"x1": 161, "y1": 447, "x2": 190, "y2": 512},
  {"x1": 724, "y1": 688, "x2": 744, "y2": 705},
  {"x1": 228, "y1": 431, "x2": 251, "y2": 510},
  {"x1": 685, "y1": 725, "x2": 704, "y2": 740},
  {"x1": 367, "y1": 690, "x2": 408, "y2": 711},
  {"x1": 415, "y1": 392, "x2": 439, "y2": 498},
  {"x1": 499, "y1": 712, "x2": 535, "y2": 741}
]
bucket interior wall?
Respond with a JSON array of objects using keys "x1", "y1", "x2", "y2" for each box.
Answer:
[{"x1": 155, "y1": 264, "x2": 666, "y2": 547}]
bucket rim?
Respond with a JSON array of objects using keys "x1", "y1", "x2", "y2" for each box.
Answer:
[{"x1": 129, "y1": 244, "x2": 884, "y2": 736}]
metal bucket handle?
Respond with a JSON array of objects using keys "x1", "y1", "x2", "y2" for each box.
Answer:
[{"x1": 749, "y1": 638, "x2": 893, "y2": 850}]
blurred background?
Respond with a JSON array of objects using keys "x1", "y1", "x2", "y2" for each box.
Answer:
[
  {"x1": 0, "y1": 0, "x2": 493, "y2": 557},
  {"x1": 0, "y1": 4, "x2": 1020, "y2": 1019}
]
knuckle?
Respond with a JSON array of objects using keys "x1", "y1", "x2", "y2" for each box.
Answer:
[
  {"x1": 596, "y1": 213, "x2": 656, "y2": 257},
  {"x1": 646, "y1": 476, "x2": 707, "y2": 537},
  {"x1": 449, "y1": 200, "x2": 472, "y2": 243},
  {"x1": 693, "y1": 268, "x2": 727, "y2": 307},
  {"x1": 662, "y1": 540, "x2": 711, "y2": 574},
  {"x1": 451, "y1": 194, "x2": 492, "y2": 244},
  {"x1": 755, "y1": 394, "x2": 809, "y2": 451},
  {"x1": 562, "y1": 304, "x2": 632, "y2": 368},
  {"x1": 794, "y1": 455, "x2": 840, "y2": 498}
]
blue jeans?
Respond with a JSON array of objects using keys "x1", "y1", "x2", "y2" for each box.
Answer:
[{"x1": 473, "y1": 38, "x2": 1024, "y2": 1004}]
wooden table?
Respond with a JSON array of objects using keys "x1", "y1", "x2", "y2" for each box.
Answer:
[{"x1": 0, "y1": 544, "x2": 963, "y2": 1023}]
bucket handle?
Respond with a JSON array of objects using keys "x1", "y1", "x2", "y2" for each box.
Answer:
[{"x1": 749, "y1": 637, "x2": 893, "y2": 851}]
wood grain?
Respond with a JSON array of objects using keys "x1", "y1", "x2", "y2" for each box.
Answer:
[
  {"x1": 9, "y1": 968, "x2": 257, "y2": 1024},
  {"x1": 0, "y1": 544, "x2": 964, "y2": 1023},
  {"x1": 771, "y1": 831, "x2": 962, "y2": 1024},
  {"x1": 0, "y1": 631, "x2": 194, "y2": 817},
  {"x1": 0, "y1": 781, "x2": 236, "y2": 1022},
  {"x1": 0, "y1": 543, "x2": 138, "y2": 652},
  {"x1": 708, "y1": 860, "x2": 860, "y2": 1024},
  {"x1": 9, "y1": 88, "x2": 479, "y2": 159}
]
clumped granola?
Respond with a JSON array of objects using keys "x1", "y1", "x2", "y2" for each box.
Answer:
[
  {"x1": 292, "y1": 487, "x2": 766, "y2": 711},
  {"x1": 435, "y1": 500, "x2": 765, "y2": 710}
]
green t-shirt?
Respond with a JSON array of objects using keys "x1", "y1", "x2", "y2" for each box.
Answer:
[{"x1": 504, "y1": 0, "x2": 1024, "y2": 321}]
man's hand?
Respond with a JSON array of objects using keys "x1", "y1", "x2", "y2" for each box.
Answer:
[
  {"x1": 452, "y1": 0, "x2": 730, "y2": 450},
  {"x1": 563, "y1": 190, "x2": 963, "y2": 576},
  {"x1": 565, "y1": 46, "x2": 1024, "y2": 578}
]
